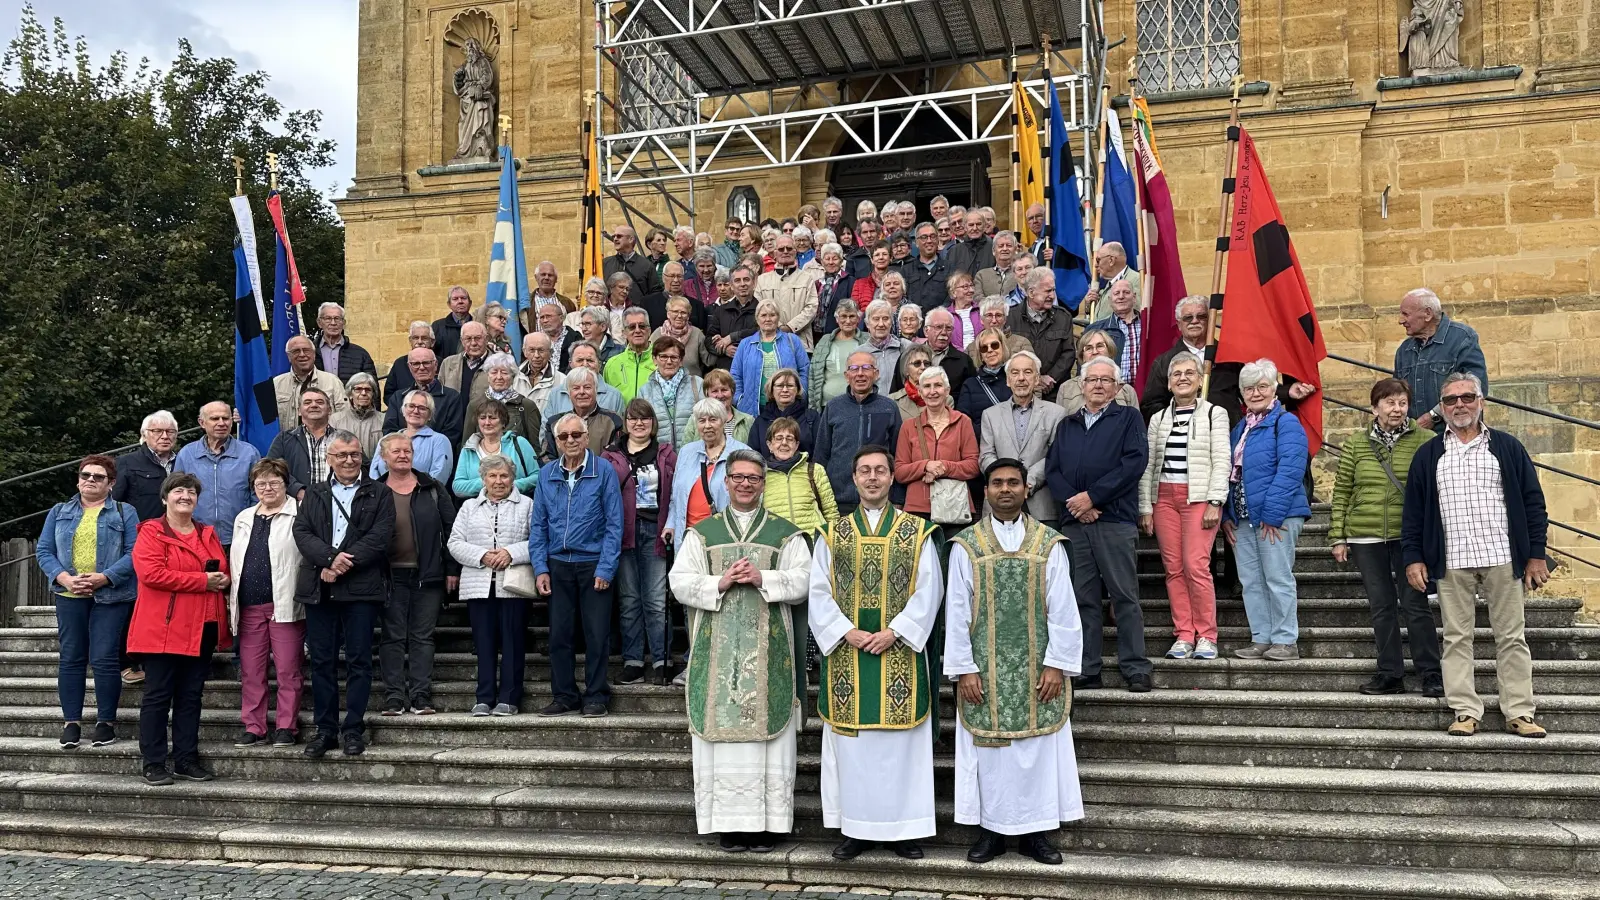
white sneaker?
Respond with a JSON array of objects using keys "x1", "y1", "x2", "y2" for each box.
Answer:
[
  {"x1": 672, "y1": 668, "x2": 688, "y2": 686},
  {"x1": 1165, "y1": 640, "x2": 1194, "y2": 659},
  {"x1": 1193, "y1": 638, "x2": 1219, "y2": 660}
]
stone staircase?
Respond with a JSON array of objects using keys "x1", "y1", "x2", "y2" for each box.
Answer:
[{"x1": 2, "y1": 505, "x2": 1600, "y2": 899}]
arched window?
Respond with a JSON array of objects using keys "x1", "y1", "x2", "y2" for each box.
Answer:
[
  {"x1": 1136, "y1": 0, "x2": 1240, "y2": 92},
  {"x1": 727, "y1": 186, "x2": 760, "y2": 224}
]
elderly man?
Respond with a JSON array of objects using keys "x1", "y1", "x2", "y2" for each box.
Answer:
[
  {"x1": 921, "y1": 307, "x2": 976, "y2": 394},
  {"x1": 267, "y1": 386, "x2": 337, "y2": 501},
  {"x1": 1402, "y1": 373, "x2": 1550, "y2": 739},
  {"x1": 174, "y1": 401, "x2": 261, "y2": 550},
  {"x1": 537, "y1": 301, "x2": 580, "y2": 374},
  {"x1": 293, "y1": 430, "x2": 395, "y2": 759},
  {"x1": 313, "y1": 302, "x2": 378, "y2": 386},
  {"x1": 531, "y1": 261, "x2": 577, "y2": 317},
  {"x1": 543, "y1": 343, "x2": 625, "y2": 421},
  {"x1": 274, "y1": 335, "x2": 348, "y2": 430},
  {"x1": 1089, "y1": 279, "x2": 1146, "y2": 389},
  {"x1": 568, "y1": 306, "x2": 625, "y2": 372},
  {"x1": 1394, "y1": 288, "x2": 1488, "y2": 432},
  {"x1": 822, "y1": 197, "x2": 845, "y2": 232},
  {"x1": 1045, "y1": 356, "x2": 1152, "y2": 693},
  {"x1": 1140, "y1": 296, "x2": 1211, "y2": 420},
  {"x1": 1081, "y1": 242, "x2": 1140, "y2": 317},
  {"x1": 603, "y1": 224, "x2": 662, "y2": 304},
  {"x1": 945, "y1": 211, "x2": 997, "y2": 278},
  {"x1": 1024, "y1": 202, "x2": 1055, "y2": 264},
  {"x1": 518, "y1": 332, "x2": 565, "y2": 413},
  {"x1": 673, "y1": 225, "x2": 697, "y2": 267},
  {"x1": 810, "y1": 445, "x2": 941, "y2": 861},
  {"x1": 846, "y1": 217, "x2": 882, "y2": 279},
  {"x1": 670, "y1": 448, "x2": 812, "y2": 853},
  {"x1": 1006, "y1": 269, "x2": 1075, "y2": 396},
  {"x1": 974, "y1": 231, "x2": 1020, "y2": 298},
  {"x1": 440, "y1": 322, "x2": 494, "y2": 437},
  {"x1": 531, "y1": 413, "x2": 624, "y2": 718},
  {"x1": 814, "y1": 350, "x2": 903, "y2": 513},
  {"x1": 114, "y1": 411, "x2": 180, "y2": 521},
  {"x1": 382, "y1": 348, "x2": 465, "y2": 447},
  {"x1": 603, "y1": 307, "x2": 657, "y2": 402},
  {"x1": 655, "y1": 261, "x2": 698, "y2": 330},
  {"x1": 756, "y1": 234, "x2": 821, "y2": 347},
  {"x1": 541, "y1": 367, "x2": 623, "y2": 460},
  {"x1": 433, "y1": 286, "x2": 475, "y2": 360},
  {"x1": 904, "y1": 222, "x2": 950, "y2": 312},
  {"x1": 385, "y1": 321, "x2": 436, "y2": 404},
  {"x1": 706, "y1": 265, "x2": 760, "y2": 370},
  {"x1": 946, "y1": 458, "x2": 1083, "y2": 865},
  {"x1": 980, "y1": 352, "x2": 1067, "y2": 527}
]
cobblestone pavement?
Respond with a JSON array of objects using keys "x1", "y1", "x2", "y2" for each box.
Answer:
[{"x1": 0, "y1": 853, "x2": 958, "y2": 900}]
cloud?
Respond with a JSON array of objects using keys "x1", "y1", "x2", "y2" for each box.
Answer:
[{"x1": 1, "y1": 0, "x2": 357, "y2": 198}]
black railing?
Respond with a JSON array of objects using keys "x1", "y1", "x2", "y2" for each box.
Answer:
[{"x1": 0, "y1": 426, "x2": 205, "y2": 532}]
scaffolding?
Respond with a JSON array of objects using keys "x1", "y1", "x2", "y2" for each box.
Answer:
[{"x1": 593, "y1": 0, "x2": 1107, "y2": 231}]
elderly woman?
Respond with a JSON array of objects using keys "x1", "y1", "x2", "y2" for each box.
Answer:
[
  {"x1": 331, "y1": 372, "x2": 382, "y2": 458},
  {"x1": 794, "y1": 225, "x2": 816, "y2": 267},
  {"x1": 850, "y1": 241, "x2": 895, "y2": 305},
  {"x1": 652, "y1": 297, "x2": 709, "y2": 377},
  {"x1": 565, "y1": 276, "x2": 608, "y2": 330},
  {"x1": 227, "y1": 458, "x2": 304, "y2": 746},
  {"x1": 481, "y1": 302, "x2": 512, "y2": 354},
  {"x1": 889, "y1": 343, "x2": 934, "y2": 422},
  {"x1": 894, "y1": 366, "x2": 981, "y2": 529},
  {"x1": 862, "y1": 298, "x2": 902, "y2": 395},
  {"x1": 465, "y1": 353, "x2": 541, "y2": 444},
  {"x1": 569, "y1": 306, "x2": 624, "y2": 372},
  {"x1": 943, "y1": 273, "x2": 983, "y2": 351},
  {"x1": 372, "y1": 389, "x2": 453, "y2": 481},
  {"x1": 36, "y1": 454, "x2": 141, "y2": 750},
  {"x1": 1057, "y1": 327, "x2": 1140, "y2": 415},
  {"x1": 129, "y1": 472, "x2": 231, "y2": 785},
  {"x1": 1138, "y1": 354, "x2": 1230, "y2": 661},
  {"x1": 1330, "y1": 377, "x2": 1442, "y2": 696},
  {"x1": 646, "y1": 227, "x2": 672, "y2": 281},
  {"x1": 603, "y1": 399, "x2": 679, "y2": 685},
  {"x1": 449, "y1": 454, "x2": 536, "y2": 716},
  {"x1": 955, "y1": 326, "x2": 1013, "y2": 432},
  {"x1": 603, "y1": 273, "x2": 636, "y2": 341},
  {"x1": 714, "y1": 270, "x2": 735, "y2": 304},
  {"x1": 896, "y1": 300, "x2": 924, "y2": 342},
  {"x1": 749, "y1": 367, "x2": 820, "y2": 457},
  {"x1": 638, "y1": 336, "x2": 701, "y2": 448},
  {"x1": 454, "y1": 399, "x2": 540, "y2": 498},
  {"x1": 731, "y1": 299, "x2": 809, "y2": 415},
  {"x1": 810, "y1": 298, "x2": 862, "y2": 411},
  {"x1": 664, "y1": 397, "x2": 751, "y2": 552},
  {"x1": 1223, "y1": 359, "x2": 1312, "y2": 662},
  {"x1": 980, "y1": 297, "x2": 1033, "y2": 358},
  {"x1": 375, "y1": 433, "x2": 457, "y2": 717},
  {"x1": 685, "y1": 247, "x2": 719, "y2": 308}
]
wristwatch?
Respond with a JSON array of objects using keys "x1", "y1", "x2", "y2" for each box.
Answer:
[{"x1": 1207, "y1": 500, "x2": 1224, "y2": 507}]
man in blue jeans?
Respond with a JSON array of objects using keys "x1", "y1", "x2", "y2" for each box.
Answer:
[{"x1": 530, "y1": 413, "x2": 624, "y2": 718}]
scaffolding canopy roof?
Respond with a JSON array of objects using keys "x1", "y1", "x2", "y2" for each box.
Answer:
[{"x1": 607, "y1": 0, "x2": 1087, "y2": 97}]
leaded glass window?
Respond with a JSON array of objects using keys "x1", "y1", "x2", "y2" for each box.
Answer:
[{"x1": 1136, "y1": 0, "x2": 1241, "y2": 92}]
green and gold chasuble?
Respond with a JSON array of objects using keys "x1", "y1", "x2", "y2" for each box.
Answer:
[
  {"x1": 818, "y1": 507, "x2": 938, "y2": 736},
  {"x1": 686, "y1": 508, "x2": 801, "y2": 743},
  {"x1": 950, "y1": 516, "x2": 1070, "y2": 747}
]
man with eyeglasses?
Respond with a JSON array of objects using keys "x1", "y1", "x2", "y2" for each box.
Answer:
[
  {"x1": 114, "y1": 411, "x2": 181, "y2": 522},
  {"x1": 267, "y1": 386, "x2": 338, "y2": 502},
  {"x1": 814, "y1": 351, "x2": 903, "y2": 515},
  {"x1": 382, "y1": 348, "x2": 465, "y2": 448},
  {"x1": 432, "y1": 286, "x2": 475, "y2": 361},
  {"x1": 920, "y1": 307, "x2": 975, "y2": 395},
  {"x1": 1088, "y1": 280, "x2": 1146, "y2": 392},
  {"x1": 670, "y1": 448, "x2": 812, "y2": 853},
  {"x1": 274, "y1": 335, "x2": 348, "y2": 431},
  {"x1": 904, "y1": 223, "x2": 950, "y2": 313},
  {"x1": 603, "y1": 223, "x2": 663, "y2": 305},
  {"x1": 384, "y1": 321, "x2": 437, "y2": 405},
  {"x1": 312, "y1": 302, "x2": 378, "y2": 386},
  {"x1": 603, "y1": 308, "x2": 657, "y2": 402},
  {"x1": 1140, "y1": 296, "x2": 1212, "y2": 421},
  {"x1": 1402, "y1": 372, "x2": 1550, "y2": 739},
  {"x1": 756, "y1": 234, "x2": 820, "y2": 348}
]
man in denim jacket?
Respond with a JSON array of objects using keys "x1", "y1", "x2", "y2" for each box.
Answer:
[{"x1": 1393, "y1": 288, "x2": 1487, "y2": 432}]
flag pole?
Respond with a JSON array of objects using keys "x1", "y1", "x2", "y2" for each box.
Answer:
[
  {"x1": 1128, "y1": 60, "x2": 1152, "y2": 314},
  {"x1": 1039, "y1": 34, "x2": 1053, "y2": 251},
  {"x1": 1009, "y1": 53, "x2": 1021, "y2": 236},
  {"x1": 1201, "y1": 75, "x2": 1248, "y2": 399},
  {"x1": 1085, "y1": 85, "x2": 1110, "y2": 320}
]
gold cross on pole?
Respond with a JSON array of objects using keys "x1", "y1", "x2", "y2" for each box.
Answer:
[
  {"x1": 499, "y1": 113, "x2": 512, "y2": 148},
  {"x1": 266, "y1": 151, "x2": 279, "y2": 192},
  {"x1": 231, "y1": 156, "x2": 245, "y2": 197},
  {"x1": 1231, "y1": 74, "x2": 1246, "y2": 100}
]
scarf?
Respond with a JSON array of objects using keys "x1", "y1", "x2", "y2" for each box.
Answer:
[
  {"x1": 1370, "y1": 420, "x2": 1409, "y2": 454},
  {"x1": 904, "y1": 380, "x2": 925, "y2": 407},
  {"x1": 660, "y1": 317, "x2": 690, "y2": 341},
  {"x1": 764, "y1": 451, "x2": 806, "y2": 474},
  {"x1": 1230, "y1": 402, "x2": 1277, "y2": 483},
  {"x1": 486, "y1": 386, "x2": 522, "y2": 403}
]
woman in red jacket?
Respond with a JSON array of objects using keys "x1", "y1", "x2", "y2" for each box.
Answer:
[
  {"x1": 894, "y1": 365, "x2": 981, "y2": 538},
  {"x1": 129, "y1": 472, "x2": 233, "y2": 786}
]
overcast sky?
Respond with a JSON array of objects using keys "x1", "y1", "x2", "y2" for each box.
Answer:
[{"x1": 2, "y1": 0, "x2": 358, "y2": 199}]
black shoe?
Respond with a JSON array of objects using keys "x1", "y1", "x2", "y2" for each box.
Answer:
[
  {"x1": 718, "y1": 833, "x2": 748, "y2": 853},
  {"x1": 172, "y1": 759, "x2": 215, "y2": 782},
  {"x1": 59, "y1": 723, "x2": 80, "y2": 749},
  {"x1": 1125, "y1": 673, "x2": 1153, "y2": 693},
  {"x1": 381, "y1": 699, "x2": 405, "y2": 716},
  {"x1": 538, "y1": 701, "x2": 579, "y2": 717},
  {"x1": 234, "y1": 730, "x2": 265, "y2": 748},
  {"x1": 1359, "y1": 674, "x2": 1407, "y2": 696},
  {"x1": 304, "y1": 732, "x2": 338, "y2": 759},
  {"x1": 748, "y1": 832, "x2": 779, "y2": 853},
  {"x1": 1072, "y1": 675, "x2": 1102, "y2": 690},
  {"x1": 620, "y1": 662, "x2": 646, "y2": 685},
  {"x1": 342, "y1": 732, "x2": 366, "y2": 756},
  {"x1": 271, "y1": 728, "x2": 298, "y2": 747},
  {"x1": 1018, "y1": 832, "x2": 1063, "y2": 865},
  {"x1": 142, "y1": 764, "x2": 173, "y2": 787},
  {"x1": 90, "y1": 722, "x2": 117, "y2": 747},
  {"x1": 891, "y1": 840, "x2": 924, "y2": 860},
  {"x1": 966, "y1": 829, "x2": 1006, "y2": 864},
  {"x1": 1421, "y1": 674, "x2": 1445, "y2": 699},
  {"x1": 832, "y1": 837, "x2": 875, "y2": 860},
  {"x1": 649, "y1": 665, "x2": 669, "y2": 686},
  {"x1": 581, "y1": 703, "x2": 608, "y2": 718}
]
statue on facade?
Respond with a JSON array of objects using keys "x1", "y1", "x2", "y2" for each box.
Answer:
[
  {"x1": 451, "y1": 38, "x2": 497, "y2": 164},
  {"x1": 1399, "y1": 0, "x2": 1465, "y2": 74}
]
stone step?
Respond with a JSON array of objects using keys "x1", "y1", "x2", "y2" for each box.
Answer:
[{"x1": 3, "y1": 813, "x2": 1591, "y2": 900}]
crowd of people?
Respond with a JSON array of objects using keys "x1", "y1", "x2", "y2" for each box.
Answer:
[{"x1": 36, "y1": 195, "x2": 1553, "y2": 861}]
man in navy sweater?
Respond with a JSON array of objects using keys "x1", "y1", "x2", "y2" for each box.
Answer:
[{"x1": 1045, "y1": 356, "x2": 1152, "y2": 693}]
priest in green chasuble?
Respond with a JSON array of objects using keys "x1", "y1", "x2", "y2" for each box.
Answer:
[
  {"x1": 946, "y1": 458, "x2": 1084, "y2": 866},
  {"x1": 809, "y1": 444, "x2": 944, "y2": 862},
  {"x1": 668, "y1": 448, "x2": 813, "y2": 854}
]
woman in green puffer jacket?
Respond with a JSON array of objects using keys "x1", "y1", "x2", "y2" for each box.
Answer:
[{"x1": 1329, "y1": 377, "x2": 1441, "y2": 698}]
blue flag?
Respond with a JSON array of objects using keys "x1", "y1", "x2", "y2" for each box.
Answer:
[
  {"x1": 1048, "y1": 79, "x2": 1092, "y2": 312},
  {"x1": 485, "y1": 148, "x2": 530, "y2": 360},
  {"x1": 267, "y1": 190, "x2": 304, "y2": 377},
  {"x1": 1100, "y1": 108, "x2": 1140, "y2": 272},
  {"x1": 234, "y1": 241, "x2": 279, "y2": 455}
]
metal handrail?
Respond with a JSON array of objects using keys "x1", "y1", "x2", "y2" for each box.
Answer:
[
  {"x1": 0, "y1": 425, "x2": 206, "y2": 531},
  {"x1": 1325, "y1": 352, "x2": 1600, "y2": 432}
]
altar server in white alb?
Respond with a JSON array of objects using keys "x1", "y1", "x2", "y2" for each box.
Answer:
[
  {"x1": 945, "y1": 457, "x2": 1084, "y2": 865},
  {"x1": 668, "y1": 449, "x2": 813, "y2": 854},
  {"x1": 809, "y1": 443, "x2": 943, "y2": 862}
]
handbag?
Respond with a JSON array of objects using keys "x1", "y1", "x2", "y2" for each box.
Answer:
[
  {"x1": 917, "y1": 418, "x2": 972, "y2": 526},
  {"x1": 501, "y1": 562, "x2": 539, "y2": 598}
]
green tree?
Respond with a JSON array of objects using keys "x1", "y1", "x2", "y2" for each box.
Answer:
[{"x1": 0, "y1": 7, "x2": 343, "y2": 533}]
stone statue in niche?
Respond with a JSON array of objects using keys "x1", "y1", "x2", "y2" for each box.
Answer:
[
  {"x1": 1399, "y1": 0, "x2": 1465, "y2": 74},
  {"x1": 451, "y1": 37, "x2": 498, "y2": 164}
]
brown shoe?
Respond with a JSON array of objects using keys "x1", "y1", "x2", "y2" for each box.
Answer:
[
  {"x1": 1446, "y1": 715, "x2": 1478, "y2": 737},
  {"x1": 1505, "y1": 716, "x2": 1547, "y2": 739}
]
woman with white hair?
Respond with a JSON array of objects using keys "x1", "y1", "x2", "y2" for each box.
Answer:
[
  {"x1": 862, "y1": 298, "x2": 902, "y2": 394},
  {"x1": 480, "y1": 302, "x2": 512, "y2": 354},
  {"x1": 662, "y1": 397, "x2": 750, "y2": 553},
  {"x1": 810, "y1": 298, "x2": 863, "y2": 410},
  {"x1": 331, "y1": 372, "x2": 383, "y2": 459},
  {"x1": 448, "y1": 453, "x2": 536, "y2": 716},
  {"x1": 1057, "y1": 328, "x2": 1140, "y2": 415},
  {"x1": 896, "y1": 299, "x2": 924, "y2": 342},
  {"x1": 565, "y1": 276, "x2": 609, "y2": 331},
  {"x1": 731, "y1": 299, "x2": 810, "y2": 416},
  {"x1": 372, "y1": 390, "x2": 453, "y2": 481},
  {"x1": 465, "y1": 353, "x2": 541, "y2": 444},
  {"x1": 890, "y1": 343, "x2": 935, "y2": 422},
  {"x1": 943, "y1": 273, "x2": 983, "y2": 352},
  {"x1": 893, "y1": 365, "x2": 980, "y2": 532},
  {"x1": 793, "y1": 225, "x2": 816, "y2": 267},
  {"x1": 1223, "y1": 359, "x2": 1311, "y2": 662}
]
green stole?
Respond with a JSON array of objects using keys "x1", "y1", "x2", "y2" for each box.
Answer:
[
  {"x1": 949, "y1": 515, "x2": 1070, "y2": 747},
  {"x1": 818, "y1": 506, "x2": 937, "y2": 736},
  {"x1": 685, "y1": 507, "x2": 800, "y2": 743}
]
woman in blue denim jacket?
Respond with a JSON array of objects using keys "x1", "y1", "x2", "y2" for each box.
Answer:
[{"x1": 35, "y1": 454, "x2": 142, "y2": 750}]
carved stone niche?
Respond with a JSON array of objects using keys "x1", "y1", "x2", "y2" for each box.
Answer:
[{"x1": 444, "y1": 9, "x2": 502, "y2": 165}]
